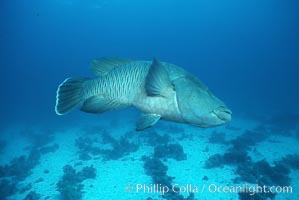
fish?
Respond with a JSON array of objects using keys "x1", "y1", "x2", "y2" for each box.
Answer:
[{"x1": 55, "y1": 58, "x2": 232, "y2": 130}]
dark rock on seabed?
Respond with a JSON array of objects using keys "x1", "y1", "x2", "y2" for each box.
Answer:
[
  {"x1": 56, "y1": 165, "x2": 96, "y2": 200},
  {"x1": 154, "y1": 143, "x2": 187, "y2": 161}
]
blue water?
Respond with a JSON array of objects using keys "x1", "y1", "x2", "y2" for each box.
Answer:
[{"x1": 1, "y1": 1, "x2": 299, "y2": 200}]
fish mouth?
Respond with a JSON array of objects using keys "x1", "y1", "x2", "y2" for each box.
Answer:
[{"x1": 213, "y1": 106, "x2": 232, "y2": 122}]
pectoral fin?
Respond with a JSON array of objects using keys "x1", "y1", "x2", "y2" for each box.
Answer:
[
  {"x1": 145, "y1": 58, "x2": 173, "y2": 97},
  {"x1": 136, "y1": 113, "x2": 161, "y2": 131}
]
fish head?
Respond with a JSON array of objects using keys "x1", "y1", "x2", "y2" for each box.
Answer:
[{"x1": 174, "y1": 76, "x2": 232, "y2": 127}]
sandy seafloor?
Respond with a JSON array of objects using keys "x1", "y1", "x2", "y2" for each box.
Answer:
[{"x1": 0, "y1": 113, "x2": 298, "y2": 200}]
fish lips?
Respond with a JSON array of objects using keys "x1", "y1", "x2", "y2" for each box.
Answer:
[{"x1": 212, "y1": 106, "x2": 232, "y2": 122}]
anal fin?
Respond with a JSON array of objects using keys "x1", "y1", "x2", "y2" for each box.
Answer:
[
  {"x1": 80, "y1": 96, "x2": 127, "y2": 113},
  {"x1": 136, "y1": 113, "x2": 161, "y2": 131}
]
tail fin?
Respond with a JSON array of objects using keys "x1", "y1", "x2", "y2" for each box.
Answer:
[{"x1": 55, "y1": 78, "x2": 89, "y2": 115}]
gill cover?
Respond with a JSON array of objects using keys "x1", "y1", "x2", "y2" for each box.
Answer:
[{"x1": 173, "y1": 77, "x2": 203, "y2": 125}]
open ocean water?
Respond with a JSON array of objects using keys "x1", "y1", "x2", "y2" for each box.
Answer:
[{"x1": 1, "y1": 0, "x2": 299, "y2": 200}]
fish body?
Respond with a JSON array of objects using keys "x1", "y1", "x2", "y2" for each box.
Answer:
[{"x1": 55, "y1": 58, "x2": 231, "y2": 130}]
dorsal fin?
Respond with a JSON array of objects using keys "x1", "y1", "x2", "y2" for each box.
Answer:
[
  {"x1": 145, "y1": 58, "x2": 173, "y2": 97},
  {"x1": 90, "y1": 57, "x2": 134, "y2": 76}
]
